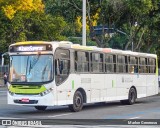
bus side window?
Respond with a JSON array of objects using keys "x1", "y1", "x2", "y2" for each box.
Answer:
[
  {"x1": 134, "y1": 65, "x2": 138, "y2": 73},
  {"x1": 75, "y1": 51, "x2": 89, "y2": 72},
  {"x1": 149, "y1": 58, "x2": 156, "y2": 73},
  {"x1": 129, "y1": 56, "x2": 138, "y2": 73},
  {"x1": 125, "y1": 56, "x2": 128, "y2": 73},
  {"x1": 105, "y1": 54, "x2": 112, "y2": 73},
  {"x1": 55, "y1": 49, "x2": 70, "y2": 85},
  {"x1": 113, "y1": 55, "x2": 116, "y2": 72},
  {"x1": 55, "y1": 59, "x2": 63, "y2": 75}
]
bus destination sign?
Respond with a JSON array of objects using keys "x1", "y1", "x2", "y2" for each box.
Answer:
[
  {"x1": 18, "y1": 46, "x2": 45, "y2": 51},
  {"x1": 10, "y1": 44, "x2": 52, "y2": 52}
]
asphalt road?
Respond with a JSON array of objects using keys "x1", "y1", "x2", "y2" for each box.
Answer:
[{"x1": 0, "y1": 87, "x2": 160, "y2": 127}]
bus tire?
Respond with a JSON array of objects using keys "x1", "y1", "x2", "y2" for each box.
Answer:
[
  {"x1": 127, "y1": 87, "x2": 136, "y2": 105},
  {"x1": 68, "y1": 91, "x2": 83, "y2": 112},
  {"x1": 121, "y1": 87, "x2": 136, "y2": 105},
  {"x1": 34, "y1": 106, "x2": 47, "y2": 111}
]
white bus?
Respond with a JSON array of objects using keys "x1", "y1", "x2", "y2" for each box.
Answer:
[{"x1": 8, "y1": 41, "x2": 158, "y2": 112}]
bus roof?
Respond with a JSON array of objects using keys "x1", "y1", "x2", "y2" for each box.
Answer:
[
  {"x1": 12, "y1": 41, "x2": 49, "y2": 45},
  {"x1": 10, "y1": 41, "x2": 157, "y2": 58}
]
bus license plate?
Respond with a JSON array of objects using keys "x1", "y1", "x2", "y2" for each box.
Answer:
[{"x1": 21, "y1": 98, "x2": 29, "y2": 102}]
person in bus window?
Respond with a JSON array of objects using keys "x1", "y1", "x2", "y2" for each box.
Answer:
[
  {"x1": 134, "y1": 66, "x2": 138, "y2": 73},
  {"x1": 130, "y1": 66, "x2": 134, "y2": 73}
]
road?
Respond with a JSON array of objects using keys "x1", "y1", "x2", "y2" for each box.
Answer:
[{"x1": 0, "y1": 87, "x2": 160, "y2": 127}]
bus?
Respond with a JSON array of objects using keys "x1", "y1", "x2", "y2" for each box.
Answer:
[{"x1": 7, "y1": 41, "x2": 158, "y2": 112}]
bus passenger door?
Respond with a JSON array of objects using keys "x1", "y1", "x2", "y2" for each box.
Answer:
[{"x1": 55, "y1": 49, "x2": 70, "y2": 105}]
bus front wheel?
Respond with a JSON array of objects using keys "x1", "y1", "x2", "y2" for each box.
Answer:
[
  {"x1": 68, "y1": 91, "x2": 83, "y2": 112},
  {"x1": 121, "y1": 87, "x2": 137, "y2": 105},
  {"x1": 34, "y1": 106, "x2": 47, "y2": 111}
]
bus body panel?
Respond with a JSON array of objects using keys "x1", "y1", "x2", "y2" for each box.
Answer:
[{"x1": 56, "y1": 73, "x2": 158, "y2": 106}]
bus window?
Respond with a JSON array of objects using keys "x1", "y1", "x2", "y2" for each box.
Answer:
[
  {"x1": 129, "y1": 56, "x2": 138, "y2": 73},
  {"x1": 125, "y1": 56, "x2": 128, "y2": 73},
  {"x1": 149, "y1": 58, "x2": 156, "y2": 73},
  {"x1": 117, "y1": 55, "x2": 125, "y2": 73},
  {"x1": 122, "y1": 56, "x2": 126, "y2": 73},
  {"x1": 99, "y1": 54, "x2": 104, "y2": 72},
  {"x1": 55, "y1": 49, "x2": 70, "y2": 85},
  {"x1": 91, "y1": 53, "x2": 103, "y2": 73},
  {"x1": 75, "y1": 51, "x2": 89, "y2": 72},
  {"x1": 113, "y1": 55, "x2": 116, "y2": 72},
  {"x1": 105, "y1": 54, "x2": 114, "y2": 73},
  {"x1": 145, "y1": 58, "x2": 148, "y2": 73},
  {"x1": 139, "y1": 57, "x2": 147, "y2": 73}
]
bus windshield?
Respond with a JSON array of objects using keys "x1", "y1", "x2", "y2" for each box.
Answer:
[{"x1": 9, "y1": 54, "x2": 53, "y2": 83}]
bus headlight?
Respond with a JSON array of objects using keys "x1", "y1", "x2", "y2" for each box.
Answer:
[
  {"x1": 8, "y1": 90, "x2": 14, "y2": 96},
  {"x1": 40, "y1": 88, "x2": 53, "y2": 96}
]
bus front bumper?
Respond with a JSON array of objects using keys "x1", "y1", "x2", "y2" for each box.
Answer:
[{"x1": 7, "y1": 92, "x2": 55, "y2": 106}]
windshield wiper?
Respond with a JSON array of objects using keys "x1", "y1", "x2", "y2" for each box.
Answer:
[
  {"x1": 26, "y1": 55, "x2": 40, "y2": 76},
  {"x1": 30, "y1": 55, "x2": 40, "y2": 72}
]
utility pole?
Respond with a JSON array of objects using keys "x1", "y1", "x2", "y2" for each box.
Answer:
[{"x1": 82, "y1": 0, "x2": 86, "y2": 46}]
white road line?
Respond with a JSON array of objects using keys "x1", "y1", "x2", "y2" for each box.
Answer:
[
  {"x1": 134, "y1": 103, "x2": 143, "y2": 105},
  {"x1": 129, "y1": 116, "x2": 140, "y2": 119},
  {"x1": 117, "y1": 106, "x2": 126, "y2": 107},
  {"x1": 47, "y1": 113, "x2": 73, "y2": 118},
  {"x1": 117, "y1": 103, "x2": 143, "y2": 108},
  {"x1": 123, "y1": 116, "x2": 140, "y2": 121},
  {"x1": 0, "y1": 117, "x2": 23, "y2": 119}
]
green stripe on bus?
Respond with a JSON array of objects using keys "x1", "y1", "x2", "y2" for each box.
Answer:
[
  {"x1": 9, "y1": 85, "x2": 46, "y2": 94},
  {"x1": 72, "y1": 80, "x2": 74, "y2": 89},
  {"x1": 156, "y1": 56, "x2": 158, "y2": 76},
  {"x1": 112, "y1": 80, "x2": 115, "y2": 88}
]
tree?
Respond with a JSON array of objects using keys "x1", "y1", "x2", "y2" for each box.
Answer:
[
  {"x1": 0, "y1": 6, "x2": 11, "y2": 52},
  {"x1": 0, "y1": 0, "x2": 69, "y2": 52}
]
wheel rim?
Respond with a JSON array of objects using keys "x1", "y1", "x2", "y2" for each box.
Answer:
[
  {"x1": 130, "y1": 91, "x2": 135, "y2": 103},
  {"x1": 75, "y1": 96, "x2": 82, "y2": 108}
]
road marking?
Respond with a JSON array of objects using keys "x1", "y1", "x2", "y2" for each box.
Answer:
[
  {"x1": 134, "y1": 103, "x2": 143, "y2": 105},
  {"x1": 129, "y1": 116, "x2": 140, "y2": 119},
  {"x1": 47, "y1": 113, "x2": 73, "y2": 118},
  {"x1": 0, "y1": 117, "x2": 23, "y2": 119},
  {"x1": 123, "y1": 116, "x2": 140, "y2": 121},
  {"x1": 117, "y1": 106, "x2": 126, "y2": 107},
  {"x1": 117, "y1": 103, "x2": 143, "y2": 107}
]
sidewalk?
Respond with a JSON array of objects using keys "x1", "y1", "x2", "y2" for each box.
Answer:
[
  {"x1": 0, "y1": 84, "x2": 6, "y2": 88},
  {"x1": 0, "y1": 79, "x2": 6, "y2": 88}
]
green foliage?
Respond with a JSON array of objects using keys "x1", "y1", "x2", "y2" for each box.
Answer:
[
  {"x1": 27, "y1": 13, "x2": 68, "y2": 41},
  {"x1": 109, "y1": 34, "x2": 128, "y2": 50},
  {"x1": 68, "y1": 37, "x2": 97, "y2": 46},
  {"x1": 0, "y1": 1, "x2": 69, "y2": 53},
  {"x1": 1, "y1": 0, "x2": 160, "y2": 61},
  {"x1": 0, "y1": 11, "x2": 11, "y2": 52}
]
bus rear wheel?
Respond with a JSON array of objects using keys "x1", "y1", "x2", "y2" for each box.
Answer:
[
  {"x1": 34, "y1": 106, "x2": 47, "y2": 111},
  {"x1": 68, "y1": 91, "x2": 83, "y2": 112},
  {"x1": 121, "y1": 87, "x2": 136, "y2": 105}
]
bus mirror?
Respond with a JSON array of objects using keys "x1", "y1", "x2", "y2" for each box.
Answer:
[
  {"x1": 1, "y1": 52, "x2": 9, "y2": 66},
  {"x1": 1, "y1": 56, "x2": 4, "y2": 66}
]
